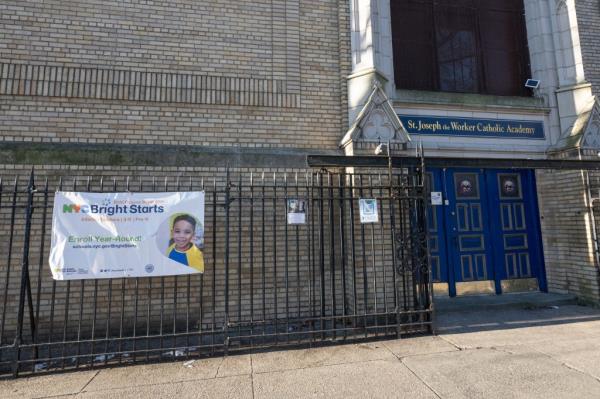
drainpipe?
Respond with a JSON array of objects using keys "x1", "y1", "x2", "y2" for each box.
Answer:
[{"x1": 579, "y1": 148, "x2": 600, "y2": 302}]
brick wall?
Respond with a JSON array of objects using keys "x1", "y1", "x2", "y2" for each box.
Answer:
[
  {"x1": 536, "y1": 168, "x2": 600, "y2": 304},
  {"x1": 0, "y1": 0, "x2": 350, "y2": 150}
]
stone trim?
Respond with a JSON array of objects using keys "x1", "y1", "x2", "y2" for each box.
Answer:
[
  {"x1": 0, "y1": 63, "x2": 301, "y2": 108},
  {"x1": 0, "y1": 142, "x2": 342, "y2": 168}
]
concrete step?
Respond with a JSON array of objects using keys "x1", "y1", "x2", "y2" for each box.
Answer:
[{"x1": 433, "y1": 292, "x2": 578, "y2": 313}]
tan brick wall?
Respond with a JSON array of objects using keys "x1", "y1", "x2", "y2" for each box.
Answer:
[
  {"x1": 0, "y1": 0, "x2": 350, "y2": 150},
  {"x1": 536, "y1": 168, "x2": 600, "y2": 303}
]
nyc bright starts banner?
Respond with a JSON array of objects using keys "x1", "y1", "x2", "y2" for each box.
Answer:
[{"x1": 49, "y1": 191, "x2": 205, "y2": 280}]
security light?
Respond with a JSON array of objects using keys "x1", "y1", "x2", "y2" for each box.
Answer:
[{"x1": 525, "y1": 79, "x2": 540, "y2": 89}]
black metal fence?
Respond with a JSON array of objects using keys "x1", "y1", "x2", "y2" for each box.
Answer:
[{"x1": 0, "y1": 166, "x2": 432, "y2": 377}]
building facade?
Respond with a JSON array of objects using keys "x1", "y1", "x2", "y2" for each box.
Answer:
[
  {"x1": 0, "y1": 0, "x2": 599, "y2": 322},
  {"x1": 345, "y1": 0, "x2": 600, "y2": 303}
]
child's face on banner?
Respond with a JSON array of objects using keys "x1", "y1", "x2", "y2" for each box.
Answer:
[{"x1": 172, "y1": 220, "x2": 195, "y2": 250}]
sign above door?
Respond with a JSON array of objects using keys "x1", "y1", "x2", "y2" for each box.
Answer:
[{"x1": 398, "y1": 115, "x2": 545, "y2": 140}]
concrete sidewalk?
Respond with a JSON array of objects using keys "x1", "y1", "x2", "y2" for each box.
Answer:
[{"x1": 2, "y1": 304, "x2": 600, "y2": 398}]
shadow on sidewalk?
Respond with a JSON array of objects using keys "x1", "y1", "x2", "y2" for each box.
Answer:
[{"x1": 434, "y1": 294, "x2": 600, "y2": 335}]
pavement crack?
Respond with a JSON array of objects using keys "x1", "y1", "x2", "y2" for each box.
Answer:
[
  {"x1": 436, "y1": 335, "x2": 464, "y2": 350},
  {"x1": 78, "y1": 369, "x2": 100, "y2": 393},
  {"x1": 490, "y1": 346, "x2": 519, "y2": 355},
  {"x1": 250, "y1": 356, "x2": 255, "y2": 399},
  {"x1": 529, "y1": 346, "x2": 600, "y2": 384},
  {"x1": 399, "y1": 357, "x2": 443, "y2": 399},
  {"x1": 214, "y1": 357, "x2": 225, "y2": 378},
  {"x1": 385, "y1": 346, "x2": 443, "y2": 398},
  {"x1": 251, "y1": 357, "x2": 390, "y2": 375}
]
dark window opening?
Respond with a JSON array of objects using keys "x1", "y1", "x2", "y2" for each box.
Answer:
[{"x1": 391, "y1": 0, "x2": 531, "y2": 96}]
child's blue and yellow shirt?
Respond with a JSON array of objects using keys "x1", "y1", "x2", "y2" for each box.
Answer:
[{"x1": 167, "y1": 244, "x2": 205, "y2": 272}]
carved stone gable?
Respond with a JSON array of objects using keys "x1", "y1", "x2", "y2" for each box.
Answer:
[
  {"x1": 581, "y1": 100, "x2": 600, "y2": 150},
  {"x1": 362, "y1": 109, "x2": 395, "y2": 141},
  {"x1": 340, "y1": 82, "x2": 410, "y2": 151}
]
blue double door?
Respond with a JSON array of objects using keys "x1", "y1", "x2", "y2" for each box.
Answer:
[{"x1": 428, "y1": 168, "x2": 546, "y2": 296}]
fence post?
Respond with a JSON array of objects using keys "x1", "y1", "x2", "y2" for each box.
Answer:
[
  {"x1": 223, "y1": 167, "x2": 231, "y2": 354},
  {"x1": 12, "y1": 169, "x2": 36, "y2": 377},
  {"x1": 419, "y1": 146, "x2": 434, "y2": 333}
]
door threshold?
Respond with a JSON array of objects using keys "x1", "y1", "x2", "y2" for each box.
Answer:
[{"x1": 456, "y1": 280, "x2": 495, "y2": 296}]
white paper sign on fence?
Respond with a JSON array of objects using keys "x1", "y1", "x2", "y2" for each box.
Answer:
[
  {"x1": 359, "y1": 198, "x2": 379, "y2": 223},
  {"x1": 49, "y1": 191, "x2": 205, "y2": 280}
]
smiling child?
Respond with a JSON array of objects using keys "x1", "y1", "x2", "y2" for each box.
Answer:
[{"x1": 166, "y1": 214, "x2": 204, "y2": 272}]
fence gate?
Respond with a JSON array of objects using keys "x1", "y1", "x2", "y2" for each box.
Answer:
[{"x1": 0, "y1": 166, "x2": 432, "y2": 377}]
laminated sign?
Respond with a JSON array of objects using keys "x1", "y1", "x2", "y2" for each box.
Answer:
[
  {"x1": 359, "y1": 198, "x2": 379, "y2": 223},
  {"x1": 49, "y1": 191, "x2": 205, "y2": 280}
]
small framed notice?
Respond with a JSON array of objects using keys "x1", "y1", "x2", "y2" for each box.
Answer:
[
  {"x1": 359, "y1": 199, "x2": 379, "y2": 223},
  {"x1": 287, "y1": 198, "x2": 307, "y2": 225},
  {"x1": 431, "y1": 191, "x2": 442, "y2": 205}
]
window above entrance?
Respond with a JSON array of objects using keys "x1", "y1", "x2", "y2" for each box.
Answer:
[{"x1": 391, "y1": 0, "x2": 531, "y2": 97}]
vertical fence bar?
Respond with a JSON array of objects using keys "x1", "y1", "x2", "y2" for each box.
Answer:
[
  {"x1": 284, "y1": 173, "x2": 289, "y2": 342},
  {"x1": 308, "y1": 173, "x2": 315, "y2": 334},
  {"x1": 378, "y1": 173, "x2": 389, "y2": 330},
  {"x1": 327, "y1": 173, "x2": 336, "y2": 336},
  {"x1": 338, "y1": 173, "x2": 347, "y2": 336},
  {"x1": 348, "y1": 175, "x2": 358, "y2": 329},
  {"x1": 358, "y1": 174, "x2": 368, "y2": 338},
  {"x1": 1, "y1": 178, "x2": 18, "y2": 347},
  {"x1": 90, "y1": 178, "x2": 104, "y2": 367},
  {"x1": 224, "y1": 168, "x2": 231, "y2": 352},
  {"x1": 101, "y1": 179, "x2": 117, "y2": 366},
  {"x1": 198, "y1": 177, "x2": 205, "y2": 354},
  {"x1": 272, "y1": 173, "x2": 278, "y2": 342},
  {"x1": 33, "y1": 178, "x2": 49, "y2": 366},
  {"x1": 211, "y1": 178, "x2": 217, "y2": 354},
  {"x1": 368, "y1": 175, "x2": 378, "y2": 336},
  {"x1": 172, "y1": 177, "x2": 181, "y2": 354},
  {"x1": 90, "y1": 267, "x2": 99, "y2": 368},
  {"x1": 12, "y1": 170, "x2": 36, "y2": 377},
  {"x1": 158, "y1": 177, "x2": 166, "y2": 358},
  {"x1": 294, "y1": 174, "x2": 301, "y2": 326},
  {"x1": 237, "y1": 174, "x2": 242, "y2": 342},
  {"x1": 75, "y1": 178, "x2": 91, "y2": 368},
  {"x1": 146, "y1": 177, "x2": 156, "y2": 362},
  {"x1": 47, "y1": 177, "x2": 62, "y2": 367},
  {"x1": 386, "y1": 173, "x2": 398, "y2": 330},
  {"x1": 318, "y1": 172, "x2": 325, "y2": 338},
  {"x1": 396, "y1": 172, "x2": 408, "y2": 314},
  {"x1": 249, "y1": 173, "x2": 254, "y2": 347},
  {"x1": 132, "y1": 178, "x2": 142, "y2": 362},
  {"x1": 61, "y1": 178, "x2": 76, "y2": 370},
  {"x1": 185, "y1": 176, "x2": 192, "y2": 357},
  {"x1": 419, "y1": 153, "x2": 434, "y2": 332},
  {"x1": 261, "y1": 173, "x2": 266, "y2": 342}
]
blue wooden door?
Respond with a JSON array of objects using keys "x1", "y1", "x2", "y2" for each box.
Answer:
[
  {"x1": 427, "y1": 167, "x2": 546, "y2": 296},
  {"x1": 426, "y1": 171, "x2": 449, "y2": 285},
  {"x1": 486, "y1": 169, "x2": 546, "y2": 292},
  {"x1": 444, "y1": 169, "x2": 496, "y2": 295}
]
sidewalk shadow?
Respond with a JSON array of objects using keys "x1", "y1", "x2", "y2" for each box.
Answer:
[{"x1": 434, "y1": 304, "x2": 600, "y2": 335}]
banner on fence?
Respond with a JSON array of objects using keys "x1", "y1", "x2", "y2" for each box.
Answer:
[{"x1": 49, "y1": 191, "x2": 205, "y2": 280}]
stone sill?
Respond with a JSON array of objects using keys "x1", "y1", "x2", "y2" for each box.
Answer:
[{"x1": 393, "y1": 89, "x2": 550, "y2": 114}]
